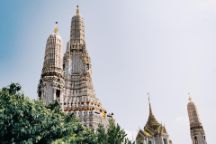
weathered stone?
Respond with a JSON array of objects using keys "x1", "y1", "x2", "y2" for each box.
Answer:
[
  {"x1": 38, "y1": 6, "x2": 112, "y2": 131},
  {"x1": 187, "y1": 97, "x2": 207, "y2": 144}
]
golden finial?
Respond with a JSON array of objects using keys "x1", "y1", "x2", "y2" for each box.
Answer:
[
  {"x1": 76, "y1": 5, "x2": 80, "y2": 15},
  {"x1": 54, "y1": 21, "x2": 58, "y2": 33}
]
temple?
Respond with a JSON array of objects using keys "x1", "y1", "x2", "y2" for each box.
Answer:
[
  {"x1": 37, "y1": 5, "x2": 209, "y2": 143},
  {"x1": 38, "y1": 6, "x2": 112, "y2": 130},
  {"x1": 136, "y1": 98, "x2": 172, "y2": 144}
]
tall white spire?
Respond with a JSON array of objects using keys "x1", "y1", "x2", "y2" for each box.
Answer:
[
  {"x1": 42, "y1": 22, "x2": 63, "y2": 74},
  {"x1": 62, "y1": 6, "x2": 111, "y2": 130},
  {"x1": 187, "y1": 97, "x2": 207, "y2": 144},
  {"x1": 70, "y1": 5, "x2": 85, "y2": 47},
  {"x1": 38, "y1": 22, "x2": 64, "y2": 105}
]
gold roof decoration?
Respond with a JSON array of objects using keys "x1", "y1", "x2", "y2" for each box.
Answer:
[
  {"x1": 143, "y1": 96, "x2": 168, "y2": 136},
  {"x1": 136, "y1": 129, "x2": 153, "y2": 139},
  {"x1": 101, "y1": 111, "x2": 107, "y2": 119},
  {"x1": 145, "y1": 96, "x2": 160, "y2": 128},
  {"x1": 143, "y1": 130, "x2": 152, "y2": 137}
]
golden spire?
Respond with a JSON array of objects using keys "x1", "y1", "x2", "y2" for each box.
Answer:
[
  {"x1": 54, "y1": 21, "x2": 59, "y2": 34},
  {"x1": 144, "y1": 94, "x2": 161, "y2": 134},
  {"x1": 76, "y1": 5, "x2": 80, "y2": 16}
]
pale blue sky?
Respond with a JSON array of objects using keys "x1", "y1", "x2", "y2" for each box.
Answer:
[{"x1": 0, "y1": 0, "x2": 215, "y2": 143}]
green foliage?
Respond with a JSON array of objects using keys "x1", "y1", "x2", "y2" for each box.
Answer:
[
  {"x1": 96, "y1": 124, "x2": 108, "y2": 144},
  {"x1": 96, "y1": 119, "x2": 135, "y2": 144},
  {"x1": 0, "y1": 83, "x2": 86, "y2": 144},
  {"x1": 53, "y1": 126, "x2": 97, "y2": 144},
  {"x1": 0, "y1": 83, "x2": 134, "y2": 144}
]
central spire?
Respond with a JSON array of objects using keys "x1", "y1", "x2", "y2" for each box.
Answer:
[
  {"x1": 62, "y1": 6, "x2": 111, "y2": 130},
  {"x1": 70, "y1": 5, "x2": 85, "y2": 47}
]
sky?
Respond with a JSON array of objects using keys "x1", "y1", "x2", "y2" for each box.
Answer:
[{"x1": 0, "y1": 0, "x2": 216, "y2": 143}]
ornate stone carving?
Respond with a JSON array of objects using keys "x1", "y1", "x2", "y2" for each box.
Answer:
[{"x1": 38, "y1": 6, "x2": 112, "y2": 131}]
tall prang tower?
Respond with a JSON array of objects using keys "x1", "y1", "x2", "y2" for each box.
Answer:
[
  {"x1": 187, "y1": 97, "x2": 207, "y2": 144},
  {"x1": 38, "y1": 6, "x2": 112, "y2": 130},
  {"x1": 63, "y1": 6, "x2": 111, "y2": 130},
  {"x1": 38, "y1": 23, "x2": 64, "y2": 105}
]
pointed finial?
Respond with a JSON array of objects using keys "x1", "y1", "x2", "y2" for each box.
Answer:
[
  {"x1": 54, "y1": 21, "x2": 58, "y2": 33},
  {"x1": 147, "y1": 92, "x2": 150, "y2": 102},
  {"x1": 76, "y1": 5, "x2": 80, "y2": 15},
  {"x1": 188, "y1": 92, "x2": 192, "y2": 102},
  {"x1": 189, "y1": 96, "x2": 192, "y2": 102},
  {"x1": 147, "y1": 92, "x2": 153, "y2": 115}
]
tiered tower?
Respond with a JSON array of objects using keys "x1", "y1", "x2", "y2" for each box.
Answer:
[
  {"x1": 38, "y1": 23, "x2": 64, "y2": 105},
  {"x1": 187, "y1": 97, "x2": 207, "y2": 144},
  {"x1": 38, "y1": 6, "x2": 112, "y2": 130},
  {"x1": 63, "y1": 6, "x2": 111, "y2": 130},
  {"x1": 136, "y1": 98, "x2": 172, "y2": 144}
]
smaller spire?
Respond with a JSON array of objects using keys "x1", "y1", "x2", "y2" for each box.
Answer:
[
  {"x1": 76, "y1": 5, "x2": 80, "y2": 16},
  {"x1": 54, "y1": 21, "x2": 59, "y2": 34}
]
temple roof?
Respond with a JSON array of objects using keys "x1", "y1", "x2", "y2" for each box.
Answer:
[
  {"x1": 145, "y1": 100, "x2": 160, "y2": 128},
  {"x1": 143, "y1": 99, "x2": 168, "y2": 136}
]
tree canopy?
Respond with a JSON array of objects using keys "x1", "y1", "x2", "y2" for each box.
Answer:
[{"x1": 0, "y1": 83, "x2": 134, "y2": 144}]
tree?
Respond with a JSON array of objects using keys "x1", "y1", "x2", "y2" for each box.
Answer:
[
  {"x1": 96, "y1": 124, "x2": 108, "y2": 144},
  {"x1": 96, "y1": 119, "x2": 135, "y2": 144},
  {"x1": 0, "y1": 83, "x2": 134, "y2": 144},
  {"x1": 52, "y1": 122, "x2": 97, "y2": 144},
  {"x1": 107, "y1": 119, "x2": 128, "y2": 144},
  {"x1": 0, "y1": 83, "x2": 89, "y2": 144}
]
